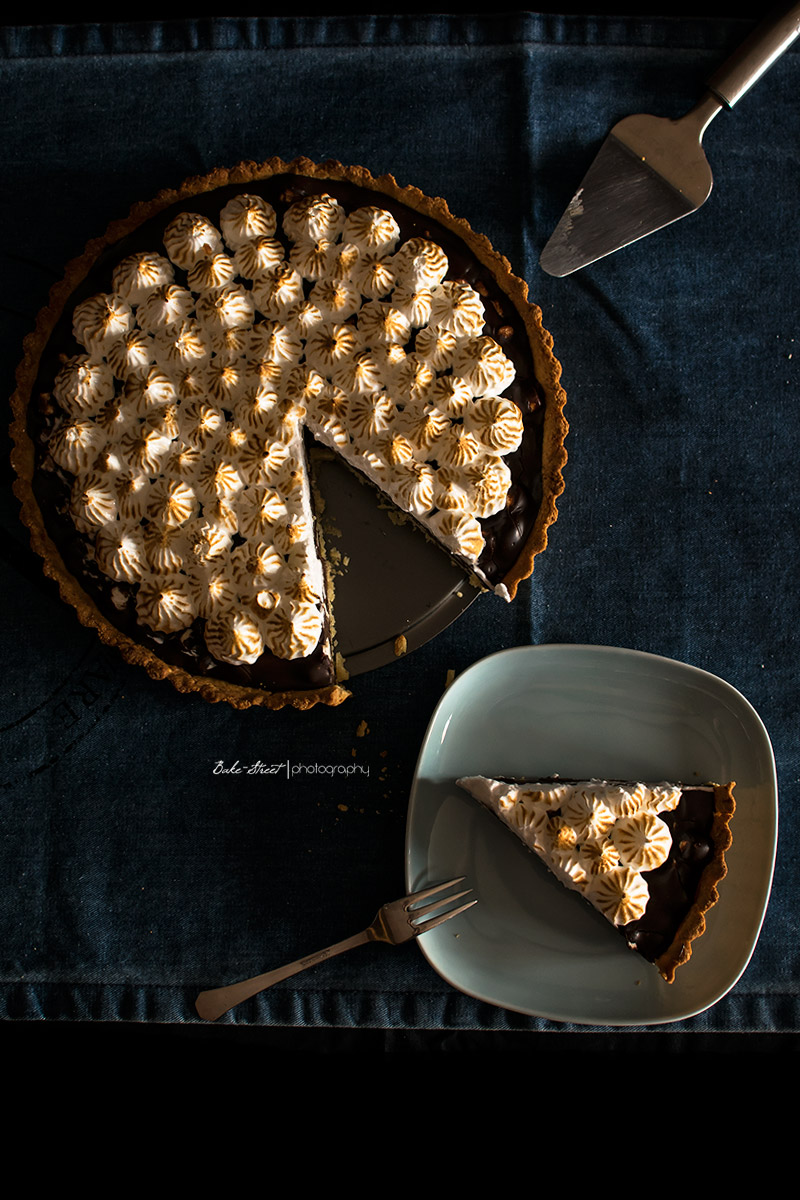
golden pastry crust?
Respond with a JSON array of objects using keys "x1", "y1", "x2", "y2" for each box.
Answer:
[{"x1": 10, "y1": 156, "x2": 567, "y2": 708}]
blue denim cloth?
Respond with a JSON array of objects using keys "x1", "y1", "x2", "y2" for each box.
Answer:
[{"x1": 1, "y1": 14, "x2": 798, "y2": 1032}]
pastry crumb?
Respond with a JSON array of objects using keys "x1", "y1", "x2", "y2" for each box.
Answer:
[
  {"x1": 394, "y1": 634, "x2": 407, "y2": 657},
  {"x1": 356, "y1": 719, "x2": 369, "y2": 737},
  {"x1": 445, "y1": 668, "x2": 455, "y2": 689},
  {"x1": 335, "y1": 652, "x2": 349, "y2": 681}
]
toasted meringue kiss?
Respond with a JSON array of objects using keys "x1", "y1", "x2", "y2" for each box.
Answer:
[
  {"x1": 453, "y1": 335, "x2": 516, "y2": 396},
  {"x1": 49, "y1": 418, "x2": 105, "y2": 474},
  {"x1": 187, "y1": 250, "x2": 237, "y2": 293},
  {"x1": 148, "y1": 477, "x2": 198, "y2": 527},
  {"x1": 393, "y1": 237, "x2": 449, "y2": 289},
  {"x1": 105, "y1": 329, "x2": 156, "y2": 380},
  {"x1": 427, "y1": 509, "x2": 485, "y2": 561},
  {"x1": 261, "y1": 600, "x2": 323, "y2": 660},
  {"x1": 234, "y1": 235, "x2": 285, "y2": 280},
  {"x1": 72, "y1": 293, "x2": 133, "y2": 352},
  {"x1": 220, "y1": 193, "x2": 277, "y2": 246},
  {"x1": 137, "y1": 284, "x2": 195, "y2": 334},
  {"x1": 136, "y1": 574, "x2": 195, "y2": 632},
  {"x1": 252, "y1": 264, "x2": 305, "y2": 317},
  {"x1": 163, "y1": 212, "x2": 223, "y2": 270},
  {"x1": 308, "y1": 277, "x2": 361, "y2": 322},
  {"x1": 112, "y1": 251, "x2": 175, "y2": 305},
  {"x1": 282, "y1": 192, "x2": 346, "y2": 244},
  {"x1": 464, "y1": 394, "x2": 524, "y2": 454},
  {"x1": 429, "y1": 281, "x2": 485, "y2": 336},
  {"x1": 53, "y1": 355, "x2": 116, "y2": 417},
  {"x1": 94, "y1": 521, "x2": 147, "y2": 583},
  {"x1": 195, "y1": 284, "x2": 254, "y2": 333},
  {"x1": 205, "y1": 609, "x2": 266, "y2": 664},
  {"x1": 343, "y1": 205, "x2": 400, "y2": 253},
  {"x1": 70, "y1": 473, "x2": 118, "y2": 531},
  {"x1": 346, "y1": 390, "x2": 395, "y2": 441}
]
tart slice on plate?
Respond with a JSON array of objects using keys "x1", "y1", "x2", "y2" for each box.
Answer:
[
  {"x1": 457, "y1": 775, "x2": 735, "y2": 982},
  {"x1": 10, "y1": 157, "x2": 568, "y2": 710}
]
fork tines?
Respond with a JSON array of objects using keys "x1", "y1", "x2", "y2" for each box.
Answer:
[{"x1": 406, "y1": 877, "x2": 476, "y2": 934}]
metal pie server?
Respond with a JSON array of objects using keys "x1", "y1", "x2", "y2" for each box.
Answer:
[{"x1": 539, "y1": 4, "x2": 800, "y2": 276}]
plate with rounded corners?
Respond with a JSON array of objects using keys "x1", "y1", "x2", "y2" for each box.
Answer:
[{"x1": 405, "y1": 644, "x2": 777, "y2": 1026}]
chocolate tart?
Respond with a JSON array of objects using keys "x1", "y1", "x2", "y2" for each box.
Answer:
[
  {"x1": 10, "y1": 157, "x2": 568, "y2": 710},
  {"x1": 457, "y1": 776, "x2": 735, "y2": 982}
]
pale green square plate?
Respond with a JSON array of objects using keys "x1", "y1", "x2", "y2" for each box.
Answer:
[{"x1": 405, "y1": 644, "x2": 777, "y2": 1026}]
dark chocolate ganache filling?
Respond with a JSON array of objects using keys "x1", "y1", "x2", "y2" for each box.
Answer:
[
  {"x1": 27, "y1": 170, "x2": 547, "y2": 695},
  {"x1": 622, "y1": 787, "x2": 716, "y2": 962}
]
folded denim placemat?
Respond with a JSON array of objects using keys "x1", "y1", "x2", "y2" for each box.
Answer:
[{"x1": 1, "y1": 13, "x2": 797, "y2": 1031}]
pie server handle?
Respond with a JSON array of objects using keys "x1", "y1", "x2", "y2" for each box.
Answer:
[{"x1": 705, "y1": 1, "x2": 800, "y2": 110}]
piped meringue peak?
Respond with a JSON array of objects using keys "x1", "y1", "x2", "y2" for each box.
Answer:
[{"x1": 45, "y1": 182, "x2": 533, "y2": 672}]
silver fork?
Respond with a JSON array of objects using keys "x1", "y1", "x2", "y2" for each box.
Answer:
[{"x1": 195, "y1": 877, "x2": 476, "y2": 1022}]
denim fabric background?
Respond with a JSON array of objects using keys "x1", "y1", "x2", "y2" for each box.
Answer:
[{"x1": 1, "y1": 13, "x2": 797, "y2": 1035}]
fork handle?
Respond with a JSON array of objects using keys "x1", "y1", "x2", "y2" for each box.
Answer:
[{"x1": 195, "y1": 929, "x2": 371, "y2": 1022}]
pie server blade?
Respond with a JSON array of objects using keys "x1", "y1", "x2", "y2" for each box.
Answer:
[{"x1": 540, "y1": 4, "x2": 800, "y2": 277}]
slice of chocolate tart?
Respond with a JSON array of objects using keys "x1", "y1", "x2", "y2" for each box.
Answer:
[{"x1": 457, "y1": 775, "x2": 735, "y2": 982}]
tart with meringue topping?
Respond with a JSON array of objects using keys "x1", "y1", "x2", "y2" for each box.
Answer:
[
  {"x1": 457, "y1": 776, "x2": 735, "y2": 982},
  {"x1": 11, "y1": 157, "x2": 567, "y2": 710}
]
